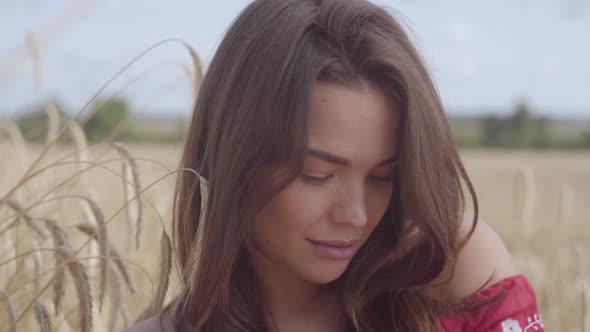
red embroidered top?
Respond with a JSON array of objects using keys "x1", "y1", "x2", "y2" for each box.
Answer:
[{"x1": 437, "y1": 274, "x2": 544, "y2": 331}]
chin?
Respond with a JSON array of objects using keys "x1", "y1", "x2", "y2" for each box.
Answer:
[{"x1": 301, "y1": 261, "x2": 350, "y2": 284}]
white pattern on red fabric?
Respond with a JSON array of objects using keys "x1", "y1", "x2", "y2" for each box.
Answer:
[
  {"x1": 501, "y1": 313, "x2": 544, "y2": 332},
  {"x1": 501, "y1": 318, "x2": 522, "y2": 332},
  {"x1": 524, "y1": 314, "x2": 544, "y2": 331}
]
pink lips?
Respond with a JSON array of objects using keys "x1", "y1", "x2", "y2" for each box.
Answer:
[{"x1": 307, "y1": 239, "x2": 359, "y2": 260}]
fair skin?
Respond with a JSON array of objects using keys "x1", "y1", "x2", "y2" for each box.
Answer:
[
  {"x1": 426, "y1": 213, "x2": 517, "y2": 301},
  {"x1": 123, "y1": 81, "x2": 516, "y2": 332},
  {"x1": 247, "y1": 81, "x2": 517, "y2": 331},
  {"x1": 248, "y1": 80, "x2": 400, "y2": 332}
]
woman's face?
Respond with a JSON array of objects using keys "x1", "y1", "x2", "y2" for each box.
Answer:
[{"x1": 250, "y1": 80, "x2": 401, "y2": 286}]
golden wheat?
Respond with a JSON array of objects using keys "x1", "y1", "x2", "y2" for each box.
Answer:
[
  {"x1": 65, "y1": 120, "x2": 89, "y2": 173},
  {"x1": 513, "y1": 164, "x2": 536, "y2": 237},
  {"x1": 1, "y1": 36, "x2": 586, "y2": 330},
  {"x1": 3, "y1": 142, "x2": 589, "y2": 330},
  {"x1": 575, "y1": 242, "x2": 589, "y2": 331},
  {"x1": 0, "y1": 118, "x2": 26, "y2": 153},
  {"x1": 55, "y1": 245, "x2": 92, "y2": 332},
  {"x1": 1, "y1": 288, "x2": 18, "y2": 332},
  {"x1": 33, "y1": 301, "x2": 53, "y2": 332},
  {"x1": 0, "y1": 38, "x2": 203, "y2": 330},
  {"x1": 75, "y1": 222, "x2": 137, "y2": 294},
  {"x1": 107, "y1": 264, "x2": 123, "y2": 331},
  {"x1": 42, "y1": 218, "x2": 71, "y2": 316},
  {"x1": 111, "y1": 142, "x2": 144, "y2": 250}
]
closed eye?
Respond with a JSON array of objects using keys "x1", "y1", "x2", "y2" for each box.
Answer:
[
  {"x1": 301, "y1": 174, "x2": 395, "y2": 184},
  {"x1": 301, "y1": 174, "x2": 332, "y2": 184},
  {"x1": 369, "y1": 175, "x2": 395, "y2": 182}
]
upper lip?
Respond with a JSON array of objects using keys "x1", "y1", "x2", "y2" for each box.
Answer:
[{"x1": 308, "y1": 239, "x2": 359, "y2": 248}]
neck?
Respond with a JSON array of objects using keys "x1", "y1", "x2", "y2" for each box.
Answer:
[{"x1": 246, "y1": 242, "x2": 344, "y2": 325}]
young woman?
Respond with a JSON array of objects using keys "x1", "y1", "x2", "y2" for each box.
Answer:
[{"x1": 126, "y1": 0, "x2": 544, "y2": 331}]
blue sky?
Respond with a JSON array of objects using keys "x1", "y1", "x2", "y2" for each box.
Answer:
[{"x1": 1, "y1": 0, "x2": 589, "y2": 118}]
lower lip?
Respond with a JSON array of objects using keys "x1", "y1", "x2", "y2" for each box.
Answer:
[{"x1": 307, "y1": 240, "x2": 357, "y2": 260}]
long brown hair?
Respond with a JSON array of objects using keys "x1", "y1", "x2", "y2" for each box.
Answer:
[{"x1": 164, "y1": 0, "x2": 478, "y2": 330}]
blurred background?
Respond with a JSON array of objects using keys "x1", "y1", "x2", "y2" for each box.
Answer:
[
  {"x1": 0, "y1": 1, "x2": 588, "y2": 331},
  {"x1": 1, "y1": 0, "x2": 589, "y2": 147}
]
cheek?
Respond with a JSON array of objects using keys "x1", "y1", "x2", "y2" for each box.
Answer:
[
  {"x1": 252, "y1": 182, "x2": 328, "y2": 255},
  {"x1": 366, "y1": 186, "x2": 394, "y2": 228}
]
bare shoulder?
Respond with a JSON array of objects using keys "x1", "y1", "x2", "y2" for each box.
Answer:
[
  {"x1": 122, "y1": 313, "x2": 176, "y2": 332},
  {"x1": 427, "y1": 214, "x2": 517, "y2": 301}
]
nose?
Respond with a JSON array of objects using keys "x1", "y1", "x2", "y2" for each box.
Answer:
[{"x1": 331, "y1": 184, "x2": 368, "y2": 227}]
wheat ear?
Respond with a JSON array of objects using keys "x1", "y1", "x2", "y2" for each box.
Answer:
[
  {"x1": 41, "y1": 218, "x2": 69, "y2": 315},
  {"x1": 1, "y1": 288, "x2": 18, "y2": 332},
  {"x1": 33, "y1": 301, "x2": 53, "y2": 332},
  {"x1": 75, "y1": 222, "x2": 137, "y2": 294},
  {"x1": 110, "y1": 142, "x2": 143, "y2": 249},
  {"x1": 55, "y1": 245, "x2": 93, "y2": 332}
]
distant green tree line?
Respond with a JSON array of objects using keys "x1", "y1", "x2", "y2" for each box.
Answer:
[
  {"x1": 14, "y1": 97, "x2": 186, "y2": 144},
  {"x1": 452, "y1": 102, "x2": 590, "y2": 149},
  {"x1": 11, "y1": 98, "x2": 589, "y2": 148}
]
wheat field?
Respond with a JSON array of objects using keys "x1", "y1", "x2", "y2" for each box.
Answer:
[{"x1": 0, "y1": 139, "x2": 588, "y2": 331}]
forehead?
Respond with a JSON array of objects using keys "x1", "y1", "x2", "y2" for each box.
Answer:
[{"x1": 307, "y1": 81, "x2": 401, "y2": 166}]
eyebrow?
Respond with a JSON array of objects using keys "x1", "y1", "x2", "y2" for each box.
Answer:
[{"x1": 306, "y1": 149, "x2": 399, "y2": 167}]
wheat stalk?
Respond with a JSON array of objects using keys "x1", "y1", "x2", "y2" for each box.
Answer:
[
  {"x1": 3, "y1": 251, "x2": 153, "y2": 306},
  {"x1": 189, "y1": 174, "x2": 209, "y2": 273},
  {"x1": 75, "y1": 222, "x2": 137, "y2": 294},
  {"x1": 107, "y1": 265, "x2": 122, "y2": 331},
  {"x1": 31, "y1": 241, "x2": 42, "y2": 296},
  {"x1": 4, "y1": 165, "x2": 177, "y2": 327},
  {"x1": 40, "y1": 218, "x2": 70, "y2": 315},
  {"x1": 55, "y1": 245, "x2": 93, "y2": 332},
  {"x1": 0, "y1": 237, "x2": 17, "y2": 288},
  {"x1": 110, "y1": 142, "x2": 143, "y2": 250},
  {"x1": 135, "y1": 230, "x2": 172, "y2": 322},
  {"x1": 33, "y1": 301, "x2": 53, "y2": 332},
  {"x1": 3, "y1": 158, "x2": 177, "y2": 258},
  {"x1": 122, "y1": 156, "x2": 136, "y2": 250},
  {"x1": 8, "y1": 165, "x2": 189, "y2": 328},
  {"x1": 0, "y1": 118, "x2": 29, "y2": 178},
  {"x1": 0, "y1": 155, "x2": 161, "y2": 228},
  {"x1": 28, "y1": 33, "x2": 59, "y2": 149},
  {"x1": 26, "y1": 33, "x2": 60, "y2": 149},
  {"x1": 65, "y1": 120, "x2": 89, "y2": 174},
  {"x1": 513, "y1": 164, "x2": 536, "y2": 236},
  {"x1": 0, "y1": 118, "x2": 25, "y2": 146},
  {"x1": 2, "y1": 199, "x2": 46, "y2": 239},
  {"x1": 26, "y1": 32, "x2": 42, "y2": 96},
  {"x1": 154, "y1": 230, "x2": 172, "y2": 312},
  {"x1": 4, "y1": 193, "x2": 107, "y2": 310},
  {"x1": 4, "y1": 194, "x2": 109, "y2": 313},
  {"x1": 178, "y1": 172, "x2": 209, "y2": 317},
  {"x1": 199, "y1": 175, "x2": 209, "y2": 222},
  {"x1": 0, "y1": 38, "x2": 204, "y2": 331},
  {"x1": 1, "y1": 288, "x2": 18, "y2": 332},
  {"x1": 575, "y1": 243, "x2": 588, "y2": 331},
  {"x1": 2, "y1": 199, "x2": 45, "y2": 291},
  {"x1": 0, "y1": 1, "x2": 97, "y2": 90},
  {"x1": 0, "y1": 119, "x2": 27, "y2": 164},
  {"x1": 64, "y1": 194, "x2": 110, "y2": 311},
  {"x1": 45, "y1": 103, "x2": 60, "y2": 146},
  {"x1": 0, "y1": 38, "x2": 202, "y2": 210},
  {"x1": 185, "y1": 42, "x2": 204, "y2": 98},
  {"x1": 121, "y1": 306, "x2": 129, "y2": 329}
]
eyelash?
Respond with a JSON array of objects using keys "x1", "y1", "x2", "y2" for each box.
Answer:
[{"x1": 301, "y1": 174, "x2": 395, "y2": 184}]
